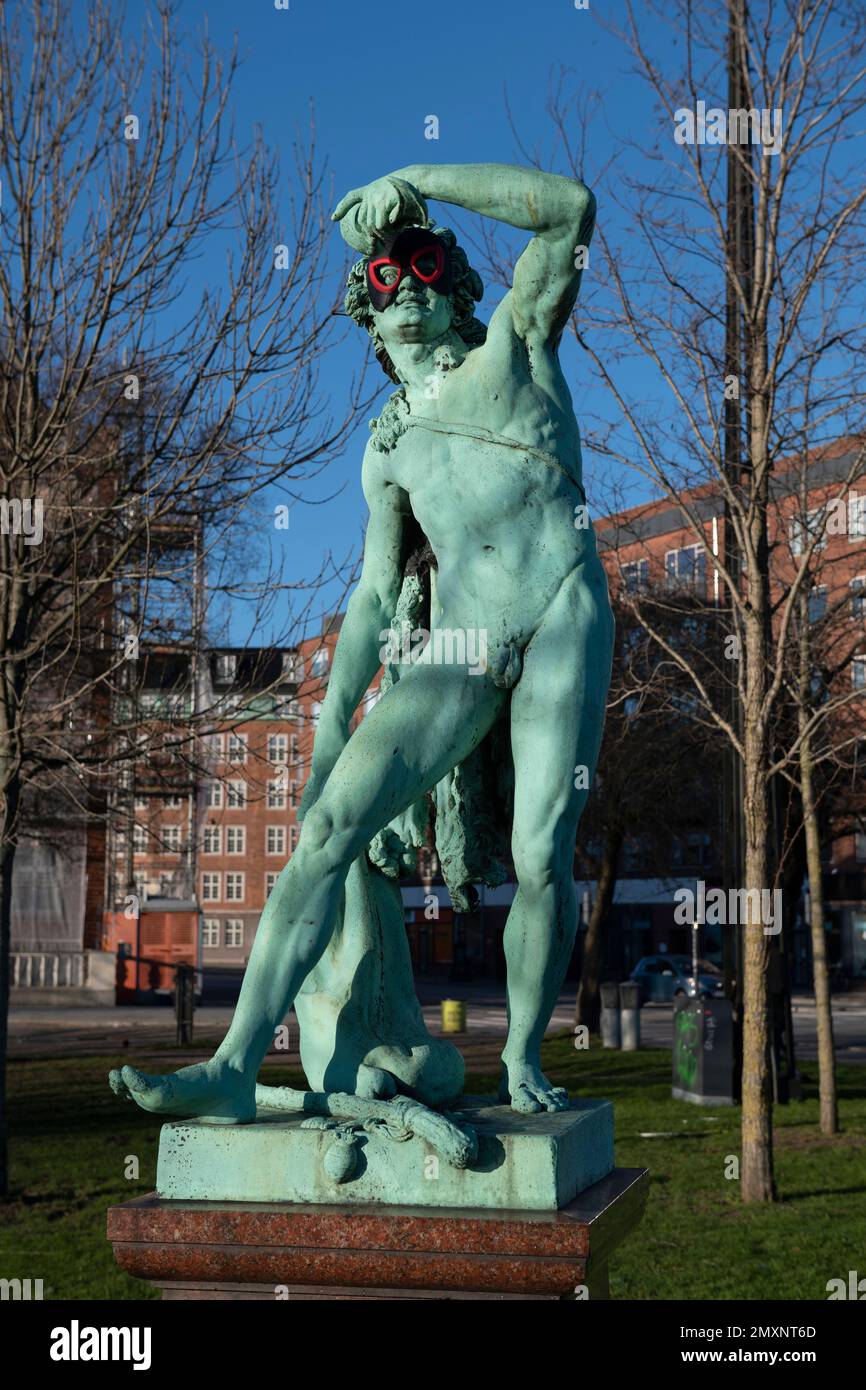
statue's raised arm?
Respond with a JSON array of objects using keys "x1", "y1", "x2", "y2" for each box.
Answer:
[{"x1": 333, "y1": 162, "x2": 596, "y2": 349}]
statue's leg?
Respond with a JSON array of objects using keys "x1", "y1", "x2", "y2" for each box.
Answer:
[
  {"x1": 500, "y1": 558, "x2": 614, "y2": 1114},
  {"x1": 109, "y1": 657, "x2": 505, "y2": 1120}
]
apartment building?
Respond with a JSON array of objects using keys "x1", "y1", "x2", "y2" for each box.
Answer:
[
  {"x1": 596, "y1": 437, "x2": 866, "y2": 984},
  {"x1": 117, "y1": 617, "x2": 387, "y2": 973}
]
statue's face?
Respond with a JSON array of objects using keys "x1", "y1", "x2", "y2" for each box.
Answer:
[{"x1": 367, "y1": 227, "x2": 454, "y2": 347}]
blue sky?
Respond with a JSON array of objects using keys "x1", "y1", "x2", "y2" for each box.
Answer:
[
  {"x1": 47, "y1": 2, "x2": 863, "y2": 643},
  {"x1": 157, "y1": 0, "x2": 651, "y2": 641}
]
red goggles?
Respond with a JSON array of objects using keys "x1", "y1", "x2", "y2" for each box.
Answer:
[
  {"x1": 365, "y1": 228, "x2": 452, "y2": 310},
  {"x1": 367, "y1": 244, "x2": 446, "y2": 294}
]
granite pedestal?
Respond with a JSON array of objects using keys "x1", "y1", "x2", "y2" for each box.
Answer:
[
  {"x1": 107, "y1": 1167, "x2": 648, "y2": 1300},
  {"x1": 108, "y1": 1096, "x2": 646, "y2": 1299}
]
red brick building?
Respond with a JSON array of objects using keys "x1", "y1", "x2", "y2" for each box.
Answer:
[
  {"x1": 110, "y1": 618, "x2": 387, "y2": 976},
  {"x1": 595, "y1": 437, "x2": 866, "y2": 983}
]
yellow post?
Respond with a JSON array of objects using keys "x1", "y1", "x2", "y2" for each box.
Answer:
[{"x1": 441, "y1": 999, "x2": 466, "y2": 1033}]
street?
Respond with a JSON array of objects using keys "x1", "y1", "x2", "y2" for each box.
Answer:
[{"x1": 9, "y1": 990, "x2": 866, "y2": 1066}]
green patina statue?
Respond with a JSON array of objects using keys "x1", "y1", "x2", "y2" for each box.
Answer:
[{"x1": 110, "y1": 163, "x2": 614, "y2": 1150}]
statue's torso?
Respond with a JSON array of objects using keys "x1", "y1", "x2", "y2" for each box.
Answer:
[{"x1": 371, "y1": 336, "x2": 600, "y2": 649}]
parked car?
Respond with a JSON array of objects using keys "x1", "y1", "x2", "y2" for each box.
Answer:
[{"x1": 629, "y1": 954, "x2": 724, "y2": 1005}]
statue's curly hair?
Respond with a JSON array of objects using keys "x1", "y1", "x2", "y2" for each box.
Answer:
[{"x1": 344, "y1": 226, "x2": 486, "y2": 383}]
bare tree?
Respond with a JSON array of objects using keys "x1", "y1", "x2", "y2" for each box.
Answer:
[
  {"x1": 555, "y1": 0, "x2": 866, "y2": 1203},
  {"x1": 777, "y1": 443, "x2": 866, "y2": 1134},
  {"x1": 475, "y1": 0, "x2": 866, "y2": 1201},
  {"x1": 0, "y1": 0, "x2": 366, "y2": 1195}
]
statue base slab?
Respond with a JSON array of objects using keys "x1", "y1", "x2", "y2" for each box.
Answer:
[
  {"x1": 155, "y1": 1097, "x2": 614, "y2": 1211},
  {"x1": 107, "y1": 1167, "x2": 648, "y2": 1300}
]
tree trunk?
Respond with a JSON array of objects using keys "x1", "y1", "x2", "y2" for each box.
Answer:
[
  {"x1": 575, "y1": 831, "x2": 622, "y2": 1034},
  {"x1": 797, "y1": 657, "x2": 838, "y2": 1134},
  {"x1": 740, "y1": 672, "x2": 776, "y2": 1202}
]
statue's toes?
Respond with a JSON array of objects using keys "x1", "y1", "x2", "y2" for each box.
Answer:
[
  {"x1": 540, "y1": 1086, "x2": 570, "y2": 1112},
  {"x1": 510, "y1": 1085, "x2": 544, "y2": 1115},
  {"x1": 120, "y1": 1065, "x2": 171, "y2": 1110},
  {"x1": 120, "y1": 1064, "x2": 149, "y2": 1093},
  {"x1": 108, "y1": 1068, "x2": 130, "y2": 1099}
]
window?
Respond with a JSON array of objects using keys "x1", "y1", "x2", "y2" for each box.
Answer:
[
  {"x1": 202, "y1": 872, "x2": 220, "y2": 902},
  {"x1": 228, "y1": 733, "x2": 248, "y2": 764},
  {"x1": 267, "y1": 778, "x2": 286, "y2": 810},
  {"x1": 265, "y1": 871, "x2": 279, "y2": 897},
  {"x1": 289, "y1": 826, "x2": 299, "y2": 853},
  {"x1": 311, "y1": 700, "x2": 322, "y2": 724},
  {"x1": 282, "y1": 651, "x2": 303, "y2": 682},
  {"x1": 622, "y1": 836, "x2": 648, "y2": 871},
  {"x1": 621, "y1": 559, "x2": 650, "y2": 594},
  {"x1": 290, "y1": 733, "x2": 300, "y2": 764},
  {"x1": 226, "y1": 826, "x2": 245, "y2": 855},
  {"x1": 273, "y1": 696, "x2": 301, "y2": 720},
  {"x1": 207, "y1": 733, "x2": 225, "y2": 763},
  {"x1": 362, "y1": 687, "x2": 379, "y2": 716},
  {"x1": 215, "y1": 653, "x2": 237, "y2": 684},
  {"x1": 203, "y1": 825, "x2": 221, "y2": 855},
  {"x1": 204, "y1": 780, "x2": 223, "y2": 809},
  {"x1": 202, "y1": 918, "x2": 220, "y2": 948},
  {"x1": 682, "y1": 831, "x2": 712, "y2": 866},
  {"x1": 311, "y1": 648, "x2": 329, "y2": 678},
  {"x1": 268, "y1": 733, "x2": 288, "y2": 764},
  {"x1": 267, "y1": 826, "x2": 286, "y2": 856},
  {"x1": 164, "y1": 795, "x2": 183, "y2": 809},
  {"x1": 853, "y1": 656, "x2": 866, "y2": 691},
  {"x1": 225, "y1": 872, "x2": 245, "y2": 903},
  {"x1": 133, "y1": 824, "x2": 148, "y2": 854},
  {"x1": 226, "y1": 780, "x2": 246, "y2": 809},
  {"x1": 851, "y1": 576, "x2": 865, "y2": 620},
  {"x1": 134, "y1": 795, "x2": 148, "y2": 810},
  {"x1": 161, "y1": 825, "x2": 182, "y2": 853},
  {"x1": 849, "y1": 491, "x2": 866, "y2": 540},
  {"x1": 289, "y1": 780, "x2": 298, "y2": 810},
  {"x1": 665, "y1": 544, "x2": 706, "y2": 591},
  {"x1": 789, "y1": 506, "x2": 829, "y2": 557},
  {"x1": 223, "y1": 917, "x2": 244, "y2": 950},
  {"x1": 808, "y1": 586, "x2": 827, "y2": 623}
]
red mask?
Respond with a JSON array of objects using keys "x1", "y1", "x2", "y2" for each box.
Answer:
[{"x1": 366, "y1": 227, "x2": 453, "y2": 311}]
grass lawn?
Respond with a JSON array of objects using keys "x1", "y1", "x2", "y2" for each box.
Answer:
[{"x1": 1, "y1": 1035, "x2": 864, "y2": 1300}]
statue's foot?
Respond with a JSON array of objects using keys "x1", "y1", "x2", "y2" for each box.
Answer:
[
  {"x1": 499, "y1": 1057, "x2": 570, "y2": 1114},
  {"x1": 108, "y1": 1057, "x2": 256, "y2": 1124}
]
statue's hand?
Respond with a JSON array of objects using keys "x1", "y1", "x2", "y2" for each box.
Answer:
[
  {"x1": 332, "y1": 177, "x2": 429, "y2": 254},
  {"x1": 368, "y1": 796, "x2": 430, "y2": 878}
]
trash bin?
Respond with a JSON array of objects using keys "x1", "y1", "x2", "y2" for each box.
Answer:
[
  {"x1": 619, "y1": 981, "x2": 641, "y2": 1052},
  {"x1": 672, "y1": 995, "x2": 734, "y2": 1105},
  {"x1": 600, "y1": 981, "x2": 621, "y2": 1049}
]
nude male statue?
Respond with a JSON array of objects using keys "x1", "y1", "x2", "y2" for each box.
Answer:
[{"x1": 110, "y1": 164, "x2": 614, "y2": 1121}]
